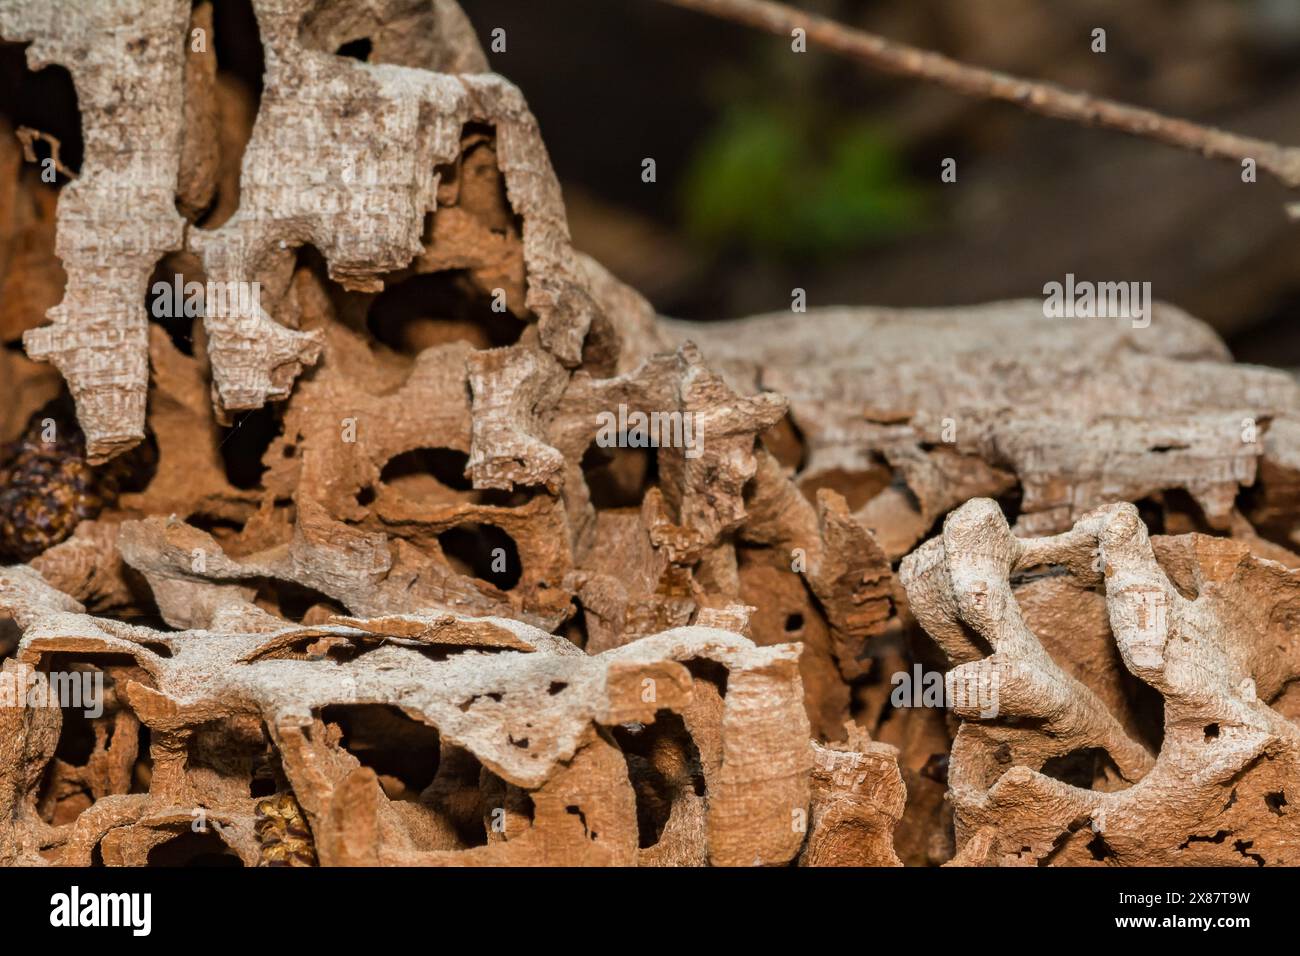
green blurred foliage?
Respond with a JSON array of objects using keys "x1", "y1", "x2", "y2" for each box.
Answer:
[{"x1": 680, "y1": 104, "x2": 930, "y2": 260}]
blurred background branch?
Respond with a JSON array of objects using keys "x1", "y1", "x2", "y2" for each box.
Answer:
[{"x1": 658, "y1": 0, "x2": 1300, "y2": 187}]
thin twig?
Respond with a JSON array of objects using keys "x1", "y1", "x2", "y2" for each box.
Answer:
[
  {"x1": 15, "y1": 126, "x2": 77, "y2": 181},
  {"x1": 658, "y1": 0, "x2": 1300, "y2": 189}
]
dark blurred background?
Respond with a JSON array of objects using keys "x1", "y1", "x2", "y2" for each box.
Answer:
[{"x1": 460, "y1": 0, "x2": 1300, "y2": 367}]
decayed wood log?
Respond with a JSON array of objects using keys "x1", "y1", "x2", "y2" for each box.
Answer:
[{"x1": 2, "y1": 0, "x2": 1299, "y2": 867}]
